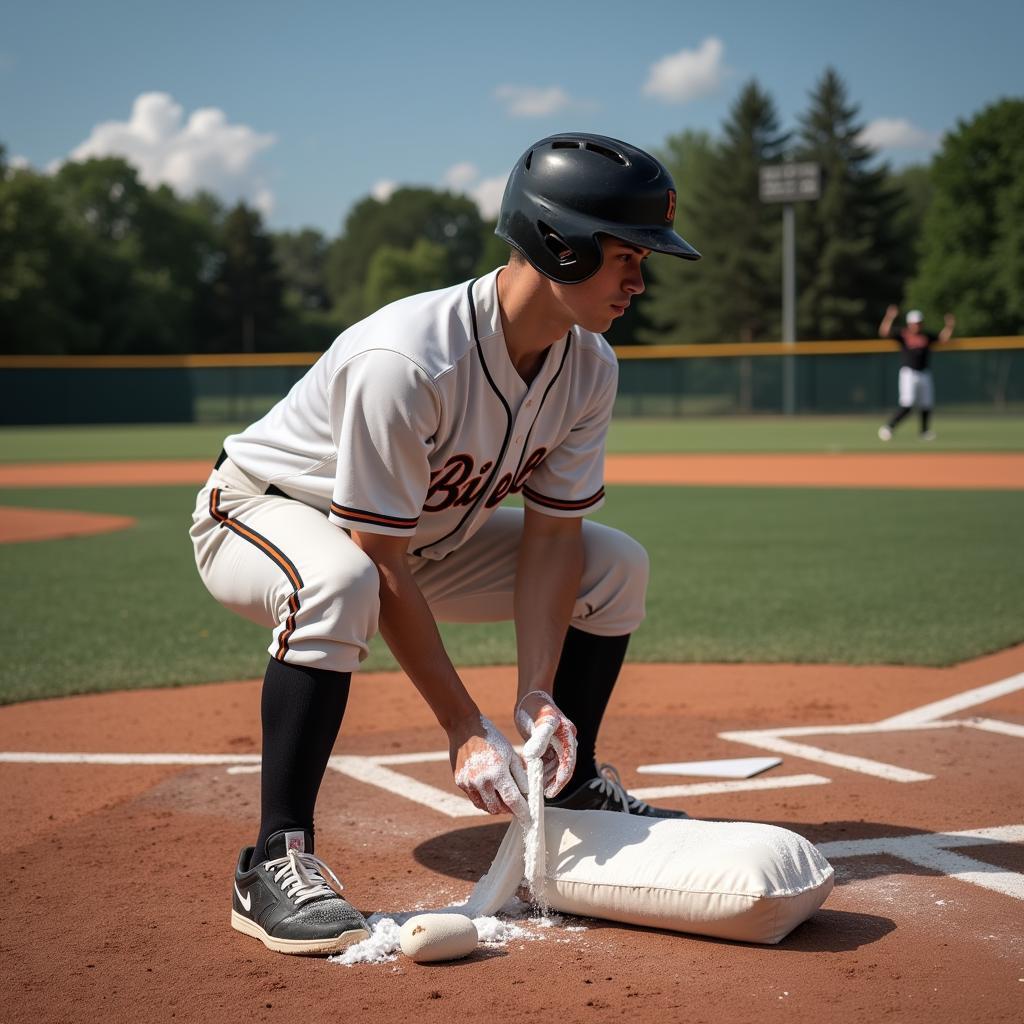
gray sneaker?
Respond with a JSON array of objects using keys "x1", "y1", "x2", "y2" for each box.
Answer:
[{"x1": 231, "y1": 829, "x2": 369, "y2": 955}]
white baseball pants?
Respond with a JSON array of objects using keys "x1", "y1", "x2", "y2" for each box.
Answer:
[
  {"x1": 190, "y1": 458, "x2": 648, "y2": 673},
  {"x1": 898, "y1": 367, "x2": 935, "y2": 409}
]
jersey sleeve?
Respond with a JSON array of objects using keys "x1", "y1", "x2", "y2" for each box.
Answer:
[
  {"x1": 327, "y1": 349, "x2": 440, "y2": 536},
  {"x1": 521, "y1": 364, "x2": 617, "y2": 519}
]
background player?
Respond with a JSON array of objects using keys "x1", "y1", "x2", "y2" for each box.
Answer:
[
  {"x1": 190, "y1": 133, "x2": 700, "y2": 956},
  {"x1": 877, "y1": 304, "x2": 956, "y2": 441}
]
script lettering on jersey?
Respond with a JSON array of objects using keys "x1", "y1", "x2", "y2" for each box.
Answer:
[{"x1": 423, "y1": 448, "x2": 547, "y2": 513}]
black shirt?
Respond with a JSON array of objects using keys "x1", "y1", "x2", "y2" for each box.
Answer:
[{"x1": 890, "y1": 328, "x2": 939, "y2": 371}]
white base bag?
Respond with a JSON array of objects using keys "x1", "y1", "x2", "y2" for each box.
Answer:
[{"x1": 467, "y1": 809, "x2": 834, "y2": 945}]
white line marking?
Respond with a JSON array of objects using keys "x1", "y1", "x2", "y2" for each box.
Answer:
[
  {"x1": 326, "y1": 754, "x2": 485, "y2": 818},
  {"x1": 876, "y1": 673, "x2": 1024, "y2": 728},
  {"x1": 965, "y1": 717, "x2": 1024, "y2": 739},
  {"x1": 720, "y1": 671, "x2": 1024, "y2": 782},
  {"x1": 369, "y1": 750, "x2": 452, "y2": 766},
  {"x1": 631, "y1": 773, "x2": 830, "y2": 799},
  {"x1": 717, "y1": 733, "x2": 933, "y2": 782},
  {"x1": 818, "y1": 825, "x2": 1024, "y2": 901},
  {"x1": 757, "y1": 720, "x2": 961, "y2": 738},
  {"x1": 636, "y1": 756, "x2": 783, "y2": 778},
  {"x1": 0, "y1": 751, "x2": 261, "y2": 766}
]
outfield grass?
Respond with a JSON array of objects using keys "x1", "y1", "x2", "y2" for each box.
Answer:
[
  {"x1": 2, "y1": 414, "x2": 1023, "y2": 463},
  {"x1": 2, "y1": 483, "x2": 1021, "y2": 703},
  {"x1": 605, "y1": 415, "x2": 1024, "y2": 453}
]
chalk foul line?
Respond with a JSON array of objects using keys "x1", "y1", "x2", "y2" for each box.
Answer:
[
  {"x1": 818, "y1": 825, "x2": 1024, "y2": 901},
  {"x1": 720, "y1": 671, "x2": 1024, "y2": 782}
]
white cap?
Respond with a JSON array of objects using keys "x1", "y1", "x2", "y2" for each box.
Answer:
[{"x1": 906, "y1": 309, "x2": 924, "y2": 324}]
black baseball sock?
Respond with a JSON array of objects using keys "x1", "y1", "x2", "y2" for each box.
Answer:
[
  {"x1": 254, "y1": 658, "x2": 351, "y2": 863},
  {"x1": 889, "y1": 406, "x2": 912, "y2": 430},
  {"x1": 921, "y1": 409, "x2": 932, "y2": 433},
  {"x1": 550, "y1": 627, "x2": 630, "y2": 794}
]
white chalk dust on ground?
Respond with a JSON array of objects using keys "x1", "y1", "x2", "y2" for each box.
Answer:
[{"x1": 332, "y1": 899, "x2": 579, "y2": 966}]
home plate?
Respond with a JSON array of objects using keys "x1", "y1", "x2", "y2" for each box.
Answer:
[{"x1": 636, "y1": 757, "x2": 783, "y2": 779}]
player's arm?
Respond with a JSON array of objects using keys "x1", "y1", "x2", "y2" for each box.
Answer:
[
  {"x1": 509, "y1": 506, "x2": 583, "y2": 795},
  {"x1": 513, "y1": 506, "x2": 583, "y2": 701},
  {"x1": 350, "y1": 529, "x2": 527, "y2": 816},
  {"x1": 939, "y1": 312, "x2": 956, "y2": 343},
  {"x1": 879, "y1": 304, "x2": 899, "y2": 338}
]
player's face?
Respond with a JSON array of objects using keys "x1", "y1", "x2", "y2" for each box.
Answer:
[{"x1": 556, "y1": 238, "x2": 650, "y2": 332}]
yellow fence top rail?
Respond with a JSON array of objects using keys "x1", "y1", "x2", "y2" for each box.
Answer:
[{"x1": 1, "y1": 337, "x2": 1021, "y2": 369}]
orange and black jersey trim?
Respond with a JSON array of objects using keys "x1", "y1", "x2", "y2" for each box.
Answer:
[
  {"x1": 329, "y1": 502, "x2": 419, "y2": 530},
  {"x1": 209, "y1": 488, "x2": 303, "y2": 661},
  {"x1": 522, "y1": 484, "x2": 605, "y2": 512}
]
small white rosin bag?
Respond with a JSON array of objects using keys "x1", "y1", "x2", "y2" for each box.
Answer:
[{"x1": 473, "y1": 809, "x2": 834, "y2": 945}]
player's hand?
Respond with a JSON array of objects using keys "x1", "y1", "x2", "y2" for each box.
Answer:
[
  {"x1": 944, "y1": 312, "x2": 956, "y2": 326},
  {"x1": 886, "y1": 304, "x2": 899, "y2": 318},
  {"x1": 450, "y1": 714, "x2": 528, "y2": 817},
  {"x1": 514, "y1": 690, "x2": 577, "y2": 799}
]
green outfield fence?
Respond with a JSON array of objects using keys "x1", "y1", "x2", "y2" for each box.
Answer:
[{"x1": 1, "y1": 338, "x2": 1021, "y2": 425}]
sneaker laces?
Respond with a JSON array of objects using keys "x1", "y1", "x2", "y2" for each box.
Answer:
[
  {"x1": 265, "y1": 849, "x2": 345, "y2": 906},
  {"x1": 588, "y1": 762, "x2": 651, "y2": 815}
]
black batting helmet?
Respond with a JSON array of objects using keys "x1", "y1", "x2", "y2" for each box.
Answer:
[{"x1": 495, "y1": 132, "x2": 700, "y2": 284}]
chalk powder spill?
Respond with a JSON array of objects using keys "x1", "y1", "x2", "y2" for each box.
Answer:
[
  {"x1": 332, "y1": 747, "x2": 578, "y2": 966},
  {"x1": 332, "y1": 911, "x2": 558, "y2": 965}
]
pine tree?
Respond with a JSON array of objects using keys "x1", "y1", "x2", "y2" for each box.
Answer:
[
  {"x1": 793, "y1": 68, "x2": 906, "y2": 339},
  {"x1": 908, "y1": 98, "x2": 1024, "y2": 335},
  {"x1": 208, "y1": 203, "x2": 285, "y2": 352},
  {"x1": 642, "y1": 81, "x2": 787, "y2": 345}
]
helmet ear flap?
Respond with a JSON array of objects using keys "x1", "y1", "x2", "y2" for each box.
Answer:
[{"x1": 540, "y1": 224, "x2": 577, "y2": 268}]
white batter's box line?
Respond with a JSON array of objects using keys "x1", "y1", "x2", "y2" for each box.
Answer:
[
  {"x1": 0, "y1": 748, "x2": 832, "y2": 820},
  {"x1": 0, "y1": 751, "x2": 262, "y2": 766},
  {"x1": 325, "y1": 752, "x2": 832, "y2": 819},
  {"x1": 817, "y1": 824, "x2": 1024, "y2": 902},
  {"x1": 719, "y1": 671, "x2": 1024, "y2": 783}
]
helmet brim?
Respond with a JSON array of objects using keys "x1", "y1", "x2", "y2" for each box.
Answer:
[{"x1": 601, "y1": 224, "x2": 701, "y2": 261}]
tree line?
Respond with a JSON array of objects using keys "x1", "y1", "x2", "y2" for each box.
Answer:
[{"x1": 2, "y1": 69, "x2": 1021, "y2": 355}]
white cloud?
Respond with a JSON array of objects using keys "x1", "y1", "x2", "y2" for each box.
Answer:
[
  {"x1": 61, "y1": 92, "x2": 276, "y2": 211},
  {"x1": 372, "y1": 179, "x2": 398, "y2": 201},
  {"x1": 643, "y1": 37, "x2": 727, "y2": 103},
  {"x1": 469, "y1": 175, "x2": 508, "y2": 220},
  {"x1": 494, "y1": 84, "x2": 576, "y2": 118},
  {"x1": 441, "y1": 161, "x2": 480, "y2": 191},
  {"x1": 369, "y1": 164, "x2": 507, "y2": 220},
  {"x1": 859, "y1": 117, "x2": 938, "y2": 151}
]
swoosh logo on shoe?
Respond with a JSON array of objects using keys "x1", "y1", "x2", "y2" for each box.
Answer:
[{"x1": 234, "y1": 883, "x2": 252, "y2": 912}]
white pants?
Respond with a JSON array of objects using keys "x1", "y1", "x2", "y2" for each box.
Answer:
[
  {"x1": 898, "y1": 367, "x2": 934, "y2": 409},
  {"x1": 190, "y1": 458, "x2": 649, "y2": 673}
]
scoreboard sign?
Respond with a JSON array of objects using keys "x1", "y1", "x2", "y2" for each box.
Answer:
[{"x1": 759, "y1": 163, "x2": 821, "y2": 203}]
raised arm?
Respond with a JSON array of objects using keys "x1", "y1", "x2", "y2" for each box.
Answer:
[
  {"x1": 939, "y1": 312, "x2": 956, "y2": 343},
  {"x1": 879, "y1": 304, "x2": 899, "y2": 339}
]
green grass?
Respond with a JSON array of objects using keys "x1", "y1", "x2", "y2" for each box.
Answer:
[
  {"x1": 2, "y1": 484, "x2": 1021, "y2": 703},
  {"x1": 605, "y1": 415, "x2": 1024, "y2": 452},
  {"x1": 2, "y1": 414, "x2": 1023, "y2": 463},
  {"x1": 0, "y1": 423, "x2": 245, "y2": 462}
]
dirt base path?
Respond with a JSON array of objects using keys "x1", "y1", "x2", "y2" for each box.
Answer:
[
  {"x1": 1, "y1": 451, "x2": 1022, "y2": 490},
  {"x1": 6, "y1": 451, "x2": 1018, "y2": 544},
  {"x1": 4, "y1": 645, "x2": 1023, "y2": 1024},
  {"x1": 0, "y1": 506, "x2": 136, "y2": 543}
]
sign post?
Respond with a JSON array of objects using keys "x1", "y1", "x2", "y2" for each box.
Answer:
[{"x1": 758, "y1": 162, "x2": 820, "y2": 415}]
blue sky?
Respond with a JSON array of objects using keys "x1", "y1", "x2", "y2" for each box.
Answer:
[{"x1": 3, "y1": 0, "x2": 1021, "y2": 236}]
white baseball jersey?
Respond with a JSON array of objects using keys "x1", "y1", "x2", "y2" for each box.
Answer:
[{"x1": 223, "y1": 268, "x2": 618, "y2": 561}]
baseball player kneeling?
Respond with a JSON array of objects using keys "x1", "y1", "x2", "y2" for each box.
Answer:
[{"x1": 190, "y1": 133, "x2": 701, "y2": 955}]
